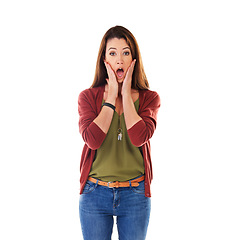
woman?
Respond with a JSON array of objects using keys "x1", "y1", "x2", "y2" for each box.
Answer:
[{"x1": 78, "y1": 26, "x2": 161, "y2": 240}]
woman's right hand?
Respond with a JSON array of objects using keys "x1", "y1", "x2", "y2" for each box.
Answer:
[
  {"x1": 91, "y1": 61, "x2": 117, "y2": 134},
  {"x1": 104, "y1": 61, "x2": 118, "y2": 103}
]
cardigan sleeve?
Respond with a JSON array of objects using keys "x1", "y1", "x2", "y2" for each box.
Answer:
[
  {"x1": 127, "y1": 91, "x2": 160, "y2": 147},
  {"x1": 78, "y1": 90, "x2": 106, "y2": 150}
]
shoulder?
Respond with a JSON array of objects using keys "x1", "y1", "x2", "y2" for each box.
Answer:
[
  {"x1": 139, "y1": 89, "x2": 161, "y2": 107},
  {"x1": 78, "y1": 86, "x2": 105, "y2": 101}
]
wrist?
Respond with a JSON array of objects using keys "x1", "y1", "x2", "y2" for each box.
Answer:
[
  {"x1": 121, "y1": 86, "x2": 131, "y2": 97},
  {"x1": 106, "y1": 96, "x2": 116, "y2": 106},
  {"x1": 102, "y1": 102, "x2": 116, "y2": 111},
  {"x1": 122, "y1": 91, "x2": 132, "y2": 100}
]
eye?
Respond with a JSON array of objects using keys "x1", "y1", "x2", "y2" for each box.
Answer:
[
  {"x1": 109, "y1": 52, "x2": 116, "y2": 56},
  {"x1": 123, "y1": 51, "x2": 130, "y2": 56}
]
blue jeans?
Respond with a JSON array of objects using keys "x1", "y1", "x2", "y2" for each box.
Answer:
[{"x1": 79, "y1": 177, "x2": 151, "y2": 240}]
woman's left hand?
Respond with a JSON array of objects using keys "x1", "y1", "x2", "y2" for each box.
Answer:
[{"x1": 122, "y1": 59, "x2": 136, "y2": 96}]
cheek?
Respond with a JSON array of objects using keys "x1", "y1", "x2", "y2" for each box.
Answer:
[
  {"x1": 105, "y1": 57, "x2": 113, "y2": 66},
  {"x1": 105, "y1": 53, "x2": 110, "y2": 62},
  {"x1": 126, "y1": 60, "x2": 132, "y2": 69},
  {"x1": 127, "y1": 56, "x2": 133, "y2": 65}
]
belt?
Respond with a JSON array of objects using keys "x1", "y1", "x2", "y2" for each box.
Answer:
[{"x1": 88, "y1": 175, "x2": 145, "y2": 188}]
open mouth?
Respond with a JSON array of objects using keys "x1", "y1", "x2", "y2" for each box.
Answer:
[{"x1": 116, "y1": 68, "x2": 124, "y2": 79}]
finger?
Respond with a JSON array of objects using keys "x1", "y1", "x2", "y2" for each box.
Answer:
[
  {"x1": 104, "y1": 61, "x2": 110, "y2": 74},
  {"x1": 104, "y1": 61, "x2": 112, "y2": 74},
  {"x1": 129, "y1": 59, "x2": 136, "y2": 72},
  {"x1": 104, "y1": 61, "x2": 110, "y2": 73},
  {"x1": 104, "y1": 61, "x2": 112, "y2": 72},
  {"x1": 130, "y1": 59, "x2": 136, "y2": 71},
  {"x1": 126, "y1": 59, "x2": 136, "y2": 77},
  {"x1": 105, "y1": 62, "x2": 117, "y2": 81}
]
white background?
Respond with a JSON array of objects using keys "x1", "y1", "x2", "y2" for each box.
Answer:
[{"x1": 0, "y1": 0, "x2": 239, "y2": 239}]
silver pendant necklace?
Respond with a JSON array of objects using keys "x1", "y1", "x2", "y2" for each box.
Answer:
[{"x1": 117, "y1": 115, "x2": 122, "y2": 141}]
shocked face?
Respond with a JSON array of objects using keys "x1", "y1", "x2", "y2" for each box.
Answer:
[{"x1": 105, "y1": 38, "x2": 133, "y2": 83}]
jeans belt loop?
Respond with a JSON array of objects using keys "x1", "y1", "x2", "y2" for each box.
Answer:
[
  {"x1": 95, "y1": 179, "x2": 99, "y2": 187},
  {"x1": 115, "y1": 181, "x2": 119, "y2": 188}
]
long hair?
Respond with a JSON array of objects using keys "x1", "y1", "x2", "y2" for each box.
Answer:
[{"x1": 91, "y1": 26, "x2": 149, "y2": 90}]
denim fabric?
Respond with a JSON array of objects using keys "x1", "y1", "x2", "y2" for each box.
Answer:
[{"x1": 79, "y1": 178, "x2": 151, "y2": 240}]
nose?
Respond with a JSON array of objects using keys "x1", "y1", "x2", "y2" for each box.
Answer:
[{"x1": 116, "y1": 54, "x2": 123, "y2": 65}]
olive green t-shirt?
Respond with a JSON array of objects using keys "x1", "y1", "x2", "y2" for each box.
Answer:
[{"x1": 89, "y1": 99, "x2": 145, "y2": 182}]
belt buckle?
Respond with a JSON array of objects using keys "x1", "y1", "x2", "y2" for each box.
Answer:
[{"x1": 107, "y1": 181, "x2": 113, "y2": 188}]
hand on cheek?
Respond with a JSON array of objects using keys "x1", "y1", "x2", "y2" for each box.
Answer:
[
  {"x1": 104, "y1": 61, "x2": 116, "y2": 82},
  {"x1": 122, "y1": 59, "x2": 136, "y2": 96},
  {"x1": 104, "y1": 61, "x2": 118, "y2": 100}
]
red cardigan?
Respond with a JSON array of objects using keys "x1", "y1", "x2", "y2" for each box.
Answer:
[{"x1": 78, "y1": 85, "x2": 161, "y2": 197}]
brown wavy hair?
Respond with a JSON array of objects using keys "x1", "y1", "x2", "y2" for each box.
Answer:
[{"x1": 91, "y1": 26, "x2": 149, "y2": 90}]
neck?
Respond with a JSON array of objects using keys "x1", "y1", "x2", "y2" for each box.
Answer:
[{"x1": 118, "y1": 83, "x2": 123, "y2": 96}]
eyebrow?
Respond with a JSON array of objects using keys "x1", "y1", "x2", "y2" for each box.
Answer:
[{"x1": 108, "y1": 46, "x2": 130, "y2": 51}]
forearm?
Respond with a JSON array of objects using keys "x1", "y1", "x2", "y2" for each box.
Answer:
[
  {"x1": 122, "y1": 94, "x2": 142, "y2": 130},
  {"x1": 93, "y1": 96, "x2": 116, "y2": 134}
]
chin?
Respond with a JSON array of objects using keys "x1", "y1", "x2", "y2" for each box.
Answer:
[{"x1": 117, "y1": 78, "x2": 124, "y2": 83}]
